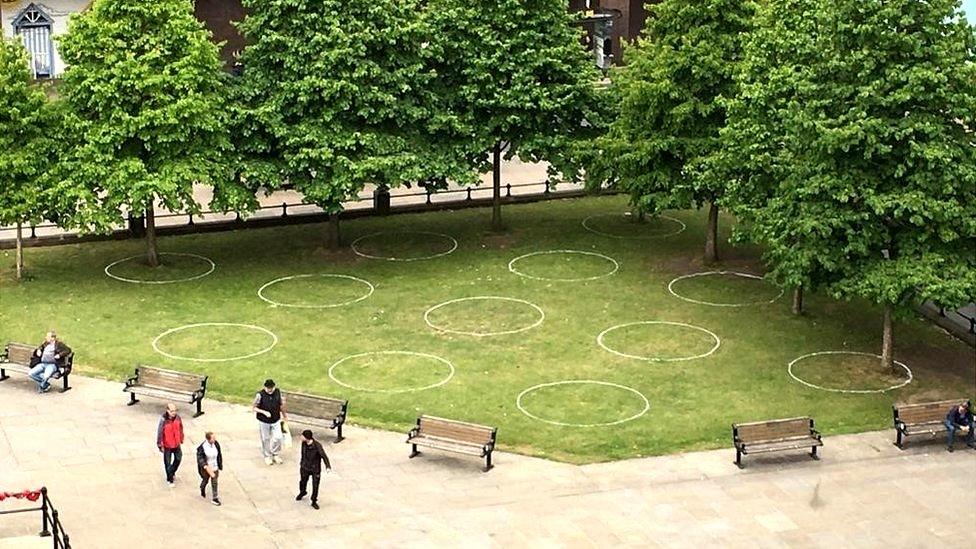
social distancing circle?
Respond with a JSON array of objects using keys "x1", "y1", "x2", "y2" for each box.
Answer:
[
  {"x1": 351, "y1": 231, "x2": 458, "y2": 261},
  {"x1": 424, "y1": 296, "x2": 545, "y2": 337},
  {"x1": 152, "y1": 323, "x2": 278, "y2": 362},
  {"x1": 257, "y1": 274, "x2": 375, "y2": 308},
  {"x1": 597, "y1": 321, "x2": 721, "y2": 362},
  {"x1": 787, "y1": 351, "x2": 913, "y2": 393},
  {"x1": 581, "y1": 212, "x2": 686, "y2": 239},
  {"x1": 516, "y1": 380, "x2": 650, "y2": 427},
  {"x1": 104, "y1": 252, "x2": 215, "y2": 284},
  {"x1": 508, "y1": 249, "x2": 619, "y2": 282},
  {"x1": 667, "y1": 271, "x2": 784, "y2": 307},
  {"x1": 328, "y1": 351, "x2": 455, "y2": 393}
]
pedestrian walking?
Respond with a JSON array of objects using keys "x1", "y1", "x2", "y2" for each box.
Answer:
[
  {"x1": 156, "y1": 403, "x2": 184, "y2": 485},
  {"x1": 252, "y1": 379, "x2": 287, "y2": 465},
  {"x1": 196, "y1": 431, "x2": 223, "y2": 506},
  {"x1": 295, "y1": 430, "x2": 331, "y2": 510}
]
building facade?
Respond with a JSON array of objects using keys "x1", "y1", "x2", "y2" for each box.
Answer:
[{"x1": 0, "y1": 0, "x2": 89, "y2": 78}]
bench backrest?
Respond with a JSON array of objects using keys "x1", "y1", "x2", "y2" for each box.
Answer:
[
  {"x1": 135, "y1": 366, "x2": 206, "y2": 393},
  {"x1": 894, "y1": 400, "x2": 968, "y2": 425},
  {"x1": 4, "y1": 343, "x2": 34, "y2": 365},
  {"x1": 734, "y1": 417, "x2": 812, "y2": 443},
  {"x1": 281, "y1": 391, "x2": 346, "y2": 419},
  {"x1": 417, "y1": 415, "x2": 495, "y2": 445}
]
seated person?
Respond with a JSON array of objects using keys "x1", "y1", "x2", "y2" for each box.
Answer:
[
  {"x1": 27, "y1": 331, "x2": 71, "y2": 393},
  {"x1": 945, "y1": 400, "x2": 975, "y2": 452}
]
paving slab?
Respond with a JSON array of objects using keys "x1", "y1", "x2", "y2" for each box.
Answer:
[{"x1": 1, "y1": 373, "x2": 974, "y2": 548}]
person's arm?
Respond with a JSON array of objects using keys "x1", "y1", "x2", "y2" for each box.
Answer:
[
  {"x1": 196, "y1": 444, "x2": 207, "y2": 469},
  {"x1": 319, "y1": 443, "x2": 331, "y2": 470},
  {"x1": 156, "y1": 417, "x2": 164, "y2": 450},
  {"x1": 216, "y1": 442, "x2": 223, "y2": 471},
  {"x1": 177, "y1": 417, "x2": 184, "y2": 445},
  {"x1": 251, "y1": 393, "x2": 269, "y2": 417},
  {"x1": 280, "y1": 393, "x2": 287, "y2": 421}
]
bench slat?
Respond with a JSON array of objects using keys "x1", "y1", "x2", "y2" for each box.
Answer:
[
  {"x1": 735, "y1": 417, "x2": 812, "y2": 444},
  {"x1": 4, "y1": 343, "x2": 35, "y2": 366},
  {"x1": 135, "y1": 366, "x2": 205, "y2": 393}
]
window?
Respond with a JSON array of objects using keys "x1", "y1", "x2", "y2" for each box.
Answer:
[{"x1": 12, "y1": 3, "x2": 55, "y2": 78}]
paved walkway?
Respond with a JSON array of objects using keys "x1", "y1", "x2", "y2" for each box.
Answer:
[{"x1": 1, "y1": 374, "x2": 973, "y2": 548}]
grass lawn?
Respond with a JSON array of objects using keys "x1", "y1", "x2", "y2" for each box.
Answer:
[{"x1": 1, "y1": 194, "x2": 973, "y2": 464}]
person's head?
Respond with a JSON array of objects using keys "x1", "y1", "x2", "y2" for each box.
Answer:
[
  {"x1": 263, "y1": 379, "x2": 276, "y2": 393},
  {"x1": 205, "y1": 431, "x2": 216, "y2": 443},
  {"x1": 165, "y1": 403, "x2": 177, "y2": 417},
  {"x1": 45, "y1": 331, "x2": 57, "y2": 344},
  {"x1": 302, "y1": 429, "x2": 314, "y2": 443},
  {"x1": 959, "y1": 401, "x2": 971, "y2": 413}
]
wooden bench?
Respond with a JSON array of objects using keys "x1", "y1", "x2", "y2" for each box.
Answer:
[
  {"x1": 732, "y1": 417, "x2": 823, "y2": 468},
  {"x1": 280, "y1": 390, "x2": 348, "y2": 442},
  {"x1": 0, "y1": 342, "x2": 74, "y2": 392},
  {"x1": 123, "y1": 366, "x2": 208, "y2": 417},
  {"x1": 406, "y1": 415, "x2": 497, "y2": 472},
  {"x1": 893, "y1": 399, "x2": 971, "y2": 448}
]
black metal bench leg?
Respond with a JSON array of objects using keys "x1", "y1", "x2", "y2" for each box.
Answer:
[
  {"x1": 193, "y1": 398, "x2": 204, "y2": 418},
  {"x1": 484, "y1": 451, "x2": 493, "y2": 472},
  {"x1": 810, "y1": 446, "x2": 820, "y2": 460},
  {"x1": 60, "y1": 374, "x2": 71, "y2": 393},
  {"x1": 127, "y1": 392, "x2": 139, "y2": 406},
  {"x1": 735, "y1": 449, "x2": 743, "y2": 468},
  {"x1": 0, "y1": 368, "x2": 8, "y2": 382},
  {"x1": 335, "y1": 423, "x2": 344, "y2": 443},
  {"x1": 409, "y1": 444, "x2": 419, "y2": 458},
  {"x1": 895, "y1": 430, "x2": 904, "y2": 449}
]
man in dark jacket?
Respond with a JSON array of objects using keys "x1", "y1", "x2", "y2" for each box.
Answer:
[
  {"x1": 295, "y1": 429, "x2": 331, "y2": 510},
  {"x1": 27, "y1": 331, "x2": 71, "y2": 393},
  {"x1": 157, "y1": 403, "x2": 184, "y2": 484},
  {"x1": 196, "y1": 431, "x2": 223, "y2": 506},
  {"x1": 945, "y1": 400, "x2": 975, "y2": 452}
]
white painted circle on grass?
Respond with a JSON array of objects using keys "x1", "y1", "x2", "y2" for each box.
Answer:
[
  {"x1": 787, "y1": 351, "x2": 913, "y2": 394},
  {"x1": 152, "y1": 323, "x2": 278, "y2": 362},
  {"x1": 257, "y1": 274, "x2": 375, "y2": 308},
  {"x1": 424, "y1": 296, "x2": 545, "y2": 337},
  {"x1": 582, "y1": 213, "x2": 686, "y2": 239},
  {"x1": 667, "y1": 271, "x2": 784, "y2": 307},
  {"x1": 104, "y1": 252, "x2": 215, "y2": 284},
  {"x1": 508, "y1": 250, "x2": 620, "y2": 282},
  {"x1": 327, "y1": 351, "x2": 455, "y2": 393},
  {"x1": 350, "y1": 231, "x2": 458, "y2": 261},
  {"x1": 516, "y1": 380, "x2": 650, "y2": 427},
  {"x1": 597, "y1": 321, "x2": 721, "y2": 362}
]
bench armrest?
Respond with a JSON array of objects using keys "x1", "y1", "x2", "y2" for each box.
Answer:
[
  {"x1": 483, "y1": 441, "x2": 495, "y2": 455},
  {"x1": 124, "y1": 374, "x2": 139, "y2": 388},
  {"x1": 406, "y1": 427, "x2": 420, "y2": 441},
  {"x1": 810, "y1": 429, "x2": 822, "y2": 440}
]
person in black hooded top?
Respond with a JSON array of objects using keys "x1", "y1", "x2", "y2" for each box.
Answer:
[
  {"x1": 196, "y1": 431, "x2": 223, "y2": 505},
  {"x1": 295, "y1": 430, "x2": 331, "y2": 510}
]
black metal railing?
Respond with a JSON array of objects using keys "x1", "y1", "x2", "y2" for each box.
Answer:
[
  {"x1": 0, "y1": 179, "x2": 587, "y2": 245},
  {"x1": 0, "y1": 487, "x2": 71, "y2": 548}
]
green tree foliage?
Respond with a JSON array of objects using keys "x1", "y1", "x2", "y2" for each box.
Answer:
[
  {"x1": 0, "y1": 39, "x2": 54, "y2": 279},
  {"x1": 589, "y1": 0, "x2": 755, "y2": 261},
  {"x1": 236, "y1": 0, "x2": 472, "y2": 248},
  {"x1": 57, "y1": 0, "x2": 235, "y2": 267},
  {"x1": 428, "y1": 0, "x2": 604, "y2": 230},
  {"x1": 724, "y1": 0, "x2": 976, "y2": 367}
]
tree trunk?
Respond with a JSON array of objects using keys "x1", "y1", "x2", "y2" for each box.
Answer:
[
  {"x1": 704, "y1": 201, "x2": 719, "y2": 264},
  {"x1": 491, "y1": 142, "x2": 502, "y2": 232},
  {"x1": 792, "y1": 285, "x2": 804, "y2": 315},
  {"x1": 631, "y1": 206, "x2": 645, "y2": 223},
  {"x1": 145, "y1": 207, "x2": 159, "y2": 268},
  {"x1": 327, "y1": 214, "x2": 341, "y2": 250},
  {"x1": 15, "y1": 222, "x2": 24, "y2": 280},
  {"x1": 881, "y1": 304, "x2": 894, "y2": 370}
]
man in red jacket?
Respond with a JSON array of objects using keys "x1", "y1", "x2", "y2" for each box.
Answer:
[{"x1": 157, "y1": 403, "x2": 184, "y2": 485}]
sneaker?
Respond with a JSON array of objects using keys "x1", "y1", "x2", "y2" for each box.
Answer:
[
  {"x1": 40, "y1": 384, "x2": 51, "y2": 393},
  {"x1": 265, "y1": 457, "x2": 274, "y2": 466},
  {"x1": 311, "y1": 502, "x2": 319, "y2": 510},
  {"x1": 167, "y1": 480, "x2": 175, "y2": 487},
  {"x1": 212, "y1": 498, "x2": 221, "y2": 506},
  {"x1": 295, "y1": 493, "x2": 306, "y2": 501},
  {"x1": 272, "y1": 456, "x2": 283, "y2": 465},
  {"x1": 947, "y1": 445, "x2": 954, "y2": 452}
]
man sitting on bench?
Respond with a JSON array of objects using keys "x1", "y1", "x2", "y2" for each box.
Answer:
[
  {"x1": 945, "y1": 400, "x2": 975, "y2": 452},
  {"x1": 27, "y1": 331, "x2": 71, "y2": 394}
]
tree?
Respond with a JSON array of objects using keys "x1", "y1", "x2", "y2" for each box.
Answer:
[
  {"x1": 589, "y1": 0, "x2": 755, "y2": 262},
  {"x1": 724, "y1": 0, "x2": 976, "y2": 367},
  {"x1": 236, "y1": 0, "x2": 473, "y2": 249},
  {"x1": 428, "y1": 0, "x2": 604, "y2": 231},
  {"x1": 57, "y1": 0, "x2": 236, "y2": 267},
  {"x1": 0, "y1": 39, "x2": 53, "y2": 279}
]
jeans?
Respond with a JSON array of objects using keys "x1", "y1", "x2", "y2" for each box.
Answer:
[
  {"x1": 299, "y1": 469, "x2": 321, "y2": 503},
  {"x1": 258, "y1": 421, "x2": 282, "y2": 458},
  {"x1": 28, "y1": 362, "x2": 57, "y2": 390},
  {"x1": 200, "y1": 470, "x2": 219, "y2": 499},
  {"x1": 163, "y1": 447, "x2": 182, "y2": 481},
  {"x1": 945, "y1": 420, "x2": 975, "y2": 447}
]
